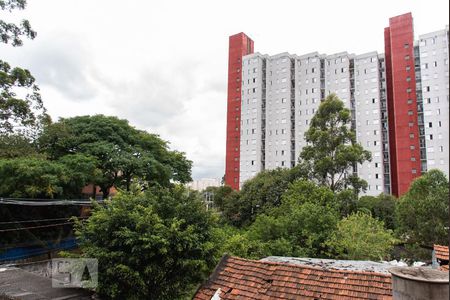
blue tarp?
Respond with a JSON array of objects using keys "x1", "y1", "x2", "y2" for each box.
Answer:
[{"x1": 0, "y1": 237, "x2": 77, "y2": 261}]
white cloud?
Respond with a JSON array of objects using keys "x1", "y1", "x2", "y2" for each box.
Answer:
[{"x1": 1, "y1": 0, "x2": 448, "y2": 179}]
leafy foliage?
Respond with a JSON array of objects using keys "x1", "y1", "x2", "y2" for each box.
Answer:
[
  {"x1": 327, "y1": 211, "x2": 396, "y2": 260},
  {"x1": 75, "y1": 187, "x2": 218, "y2": 300},
  {"x1": 221, "y1": 168, "x2": 299, "y2": 226},
  {"x1": 358, "y1": 193, "x2": 396, "y2": 230},
  {"x1": 0, "y1": 0, "x2": 36, "y2": 46},
  {"x1": 0, "y1": 133, "x2": 36, "y2": 158},
  {"x1": 1, "y1": 0, "x2": 47, "y2": 136},
  {"x1": 395, "y1": 169, "x2": 449, "y2": 247},
  {"x1": 38, "y1": 115, "x2": 192, "y2": 197},
  {"x1": 297, "y1": 94, "x2": 371, "y2": 193},
  {"x1": 0, "y1": 154, "x2": 98, "y2": 198}
]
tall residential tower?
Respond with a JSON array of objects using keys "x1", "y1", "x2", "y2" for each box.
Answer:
[{"x1": 225, "y1": 13, "x2": 449, "y2": 197}]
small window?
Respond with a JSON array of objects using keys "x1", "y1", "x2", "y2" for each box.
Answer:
[{"x1": 405, "y1": 55, "x2": 410, "y2": 60}]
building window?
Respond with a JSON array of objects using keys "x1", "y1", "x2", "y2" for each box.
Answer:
[
  {"x1": 428, "y1": 122, "x2": 432, "y2": 128},
  {"x1": 405, "y1": 55, "x2": 410, "y2": 60},
  {"x1": 408, "y1": 110, "x2": 413, "y2": 116},
  {"x1": 412, "y1": 169, "x2": 417, "y2": 174}
]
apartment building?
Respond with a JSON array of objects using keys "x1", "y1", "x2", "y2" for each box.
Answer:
[
  {"x1": 226, "y1": 13, "x2": 449, "y2": 197},
  {"x1": 417, "y1": 28, "x2": 449, "y2": 178}
]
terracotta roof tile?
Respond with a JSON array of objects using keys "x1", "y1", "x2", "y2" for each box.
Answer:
[
  {"x1": 193, "y1": 255, "x2": 392, "y2": 299},
  {"x1": 434, "y1": 244, "x2": 449, "y2": 261}
]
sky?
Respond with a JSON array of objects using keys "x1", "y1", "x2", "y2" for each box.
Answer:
[{"x1": 1, "y1": 0, "x2": 448, "y2": 180}]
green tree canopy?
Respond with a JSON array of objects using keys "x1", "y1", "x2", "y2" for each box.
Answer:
[
  {"x1": 75, "y1": 186, "x2": 218, "y2": 300},
  {"x1": 358, "y1": 193, "x2": 396, "y2": 230},
  {"x1": 38, "y1": 115, "x2": 192, "y2": 197},
  {"x1": 221, "y1": 168, "x2": 298, "y2": 226},
  {"x1": 0, "y1": 154, "x2": 98, "y2": 198},
  {"x1": 326, "y1": 211, "x2": 396, "y2": 260},
  {"x1": 1, "y1": 0, "x2": 48, "y2": 136},
  {"x1": 297, "y1": 94, "x2": 371, "y2": 193},
  {"x1": 396, "y1": 169, "x2": 449, "y2": 247},
  {"x1": 226, "y1": 180, "x2": 340, "y2": 259}
]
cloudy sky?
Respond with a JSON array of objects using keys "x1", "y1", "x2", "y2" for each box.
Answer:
[{"x1": 1, "y1": 0, "x2": 448, "y2": 180}]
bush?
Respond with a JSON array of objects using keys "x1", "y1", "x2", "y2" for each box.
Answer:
[{"x1": 75, "y1": 186, "x2": 218, "y2": 300}]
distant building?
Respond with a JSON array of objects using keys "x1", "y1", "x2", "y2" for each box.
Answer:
[
  {"x1": 224, "y1": 13, "x2": 449, "y2": 197},
  {"x1": 186, "y1": 178, "x2": 221, "y2": 191}
]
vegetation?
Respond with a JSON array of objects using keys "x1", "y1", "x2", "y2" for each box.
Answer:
[
  {"x1": 1, "y1": 0, "x2": 48, "y2": 137},
  {"x1": 0, "y1": 59, "x2": 447, "y2": 300},
  {"x1": 396, "y1": 169, "x2": 449, "y2": 247},
  {"x1": 296, "y1": 94, "x2": 371, "y2": 193},
  {"x1": 358, "y1": 193, "x2": 396, "y2": 230},
  {"x1": 38, "y1": 115, "x2": 192, "y2": 198},
  {"x1": 75, "y1": 186, "x2": 217, "y2": 300},
  {"x1": 327, "y1": 211, "x2": 396, "y2": 260}
]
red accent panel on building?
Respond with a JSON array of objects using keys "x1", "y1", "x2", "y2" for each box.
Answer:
[
  {"x1": 225, "y1": 33, "x2": 254, "y2": 190},
  {"x1": 384, "y1": 13, "x2": 421, "y2": 197}
]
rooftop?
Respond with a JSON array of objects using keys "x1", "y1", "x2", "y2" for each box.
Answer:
[
  {"x1": 0, "y1": 267, "x2": 93, "y2": 300},
  {"x1": 434, "y1": 244, "x2": 449, "y2": 261},
  {"x1": 261, "y1": 256, "x2": 399, "y2": 274},
  {"x1": 193, "y1": 255, "x2": 392, "y2": 300}
]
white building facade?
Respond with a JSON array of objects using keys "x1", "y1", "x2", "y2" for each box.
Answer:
[{"x1": 238, "y1": 27, "x2": 449, "y2": 196}]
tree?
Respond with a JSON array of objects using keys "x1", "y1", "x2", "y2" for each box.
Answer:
[
  {"x1": 358, "y1": 193, "x2": 396, "y2": 230},
  {"x1": 203, "y1": 185, "x2": 233, "y2": 212},
  {"x1": 75, "y1": 186, "x2": 218, "y2": 300},
  {"x1": 1, "y1": 0, "x2": 48, "y2": 136},
  {"x1": 396, "y1": 169, "x2": 449, "y2": 247},
  {"x1": 221, "y1": 168, "x2": 298, "y2": 226},
  {"x1": 0, "y1": 154, "x2": 98, "y2": 198},
  {"x1": 327, "y1": 211, "x2": 396, "y2": 260},
  {"x1": 234, "y1": 180, "x2": 340, "y2": 259},
  {"x1": 0, "y1": 0, "x2": 36, "y2": 46},
  {"x1": 297, "y1": 94, "x2": 371, "y2": 193},
  {"x1": 38, "y1": 115, "x2": 192, "y2": 197},
  {"x1": 0, "y1": 133, "x2": 36, "y2": 158}
]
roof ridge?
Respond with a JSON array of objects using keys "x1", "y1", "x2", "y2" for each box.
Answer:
[{"x1": 228, "y1": 256, "x2": 391, "y2": 277}]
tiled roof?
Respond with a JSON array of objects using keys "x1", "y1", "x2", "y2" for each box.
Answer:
[
  {"x1": 194, "y1": 255, "x2": 392, "y2": 300},
  {"x1": 434, "y1": 244, "x2": 449, "y2": 261}
]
